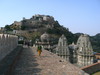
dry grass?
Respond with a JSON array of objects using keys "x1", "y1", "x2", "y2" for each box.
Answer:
[{"x1": 93, "y1": 71, "x2": 100, "y2": 75}]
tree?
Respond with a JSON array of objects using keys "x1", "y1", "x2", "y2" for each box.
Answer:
[
  {"x1": 5, "y1": 25, "x2": 12, "y2": 31},
  {"x1": 21, "y1": 25, "x2": 26, "y2": 30}
]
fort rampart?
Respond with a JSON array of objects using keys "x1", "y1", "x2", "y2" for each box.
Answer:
[{"x1": 0, "y1": 34, "x2": 18, "y2": 61}]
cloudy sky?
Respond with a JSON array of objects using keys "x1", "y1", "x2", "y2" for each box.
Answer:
[{"x1": 0, "y1": 0, "x2": 100, "y2": 36}]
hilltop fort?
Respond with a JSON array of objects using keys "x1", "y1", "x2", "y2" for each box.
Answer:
[
  {"x1": 12, "y1": 14, "x2": 55, "y2": 30},
  {"x1": 2, "y1": 14, "x2": 100, "y2": 53}
]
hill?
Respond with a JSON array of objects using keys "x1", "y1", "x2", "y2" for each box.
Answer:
[
  {"x1": 90, "y1": 33, "x2": 100, "y2": 53},
  {"x1": 4, "y1": 14, "x2": 75, "y2": 44},
  {"x1": 4, "y1": 14, "x2": 100, "y2": 53}
]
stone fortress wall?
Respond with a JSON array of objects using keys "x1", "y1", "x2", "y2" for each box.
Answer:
[{"x1": 0, "y1": 34, "x2": 18, "y2": 61}]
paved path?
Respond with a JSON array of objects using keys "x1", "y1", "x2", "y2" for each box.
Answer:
[{"x1": 11, "y1": 46, "x2": 86, "y2": 75}]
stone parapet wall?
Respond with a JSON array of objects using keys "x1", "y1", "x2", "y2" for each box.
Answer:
[
  {"x1": 0, "y1": 34, "x2": 18, "y2": 61},
  {"x1": 13, "y1": 30, "x2": 28, "y2": 34},
  {"x1": 81, "y1": 62, "x2": 100, "y2": 74}
]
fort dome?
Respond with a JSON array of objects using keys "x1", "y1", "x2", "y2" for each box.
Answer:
[{"x1": 40, "y1": 32, "x2": 49, "y2": 42}]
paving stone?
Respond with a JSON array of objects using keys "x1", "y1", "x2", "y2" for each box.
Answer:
[{"x1": 11, "y1": 46, "x2": 88, "y2": 75}]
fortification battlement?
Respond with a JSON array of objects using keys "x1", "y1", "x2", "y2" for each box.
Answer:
[{"x1": 0, "y1": 34, "x2": 18, "y2": 61}]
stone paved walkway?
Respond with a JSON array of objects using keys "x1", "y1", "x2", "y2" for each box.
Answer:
[{"x1": 11, "y1": 46, "x2": 87, "y2": 75}]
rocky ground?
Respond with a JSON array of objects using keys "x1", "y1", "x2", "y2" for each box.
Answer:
[{"x1": 11, "y1": 46, "x2": 87, "y2": 75}]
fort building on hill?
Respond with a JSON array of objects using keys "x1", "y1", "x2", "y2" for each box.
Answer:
[{"x1": 12, "y1": 14, "x2": 55, "y2": 30}]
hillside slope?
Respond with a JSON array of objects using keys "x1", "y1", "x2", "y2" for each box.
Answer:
[{"x1": 4, "y1": 14, "x2": 100, "y2": 52}]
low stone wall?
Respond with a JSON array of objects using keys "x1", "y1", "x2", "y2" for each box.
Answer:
[
  {"x1": 0, "y1": 34, "x2": 18, "y2": 61},
  {"x1": 81, "y1": 62, "x2": 100, "y2": 74},
  {"x1": 0, "y1": 46, "x2": 23, "y2": 75}
]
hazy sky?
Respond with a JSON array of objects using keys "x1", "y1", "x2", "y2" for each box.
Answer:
[{"x1": 0, "y1": 0, "x2": 100, "y2": 36}]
